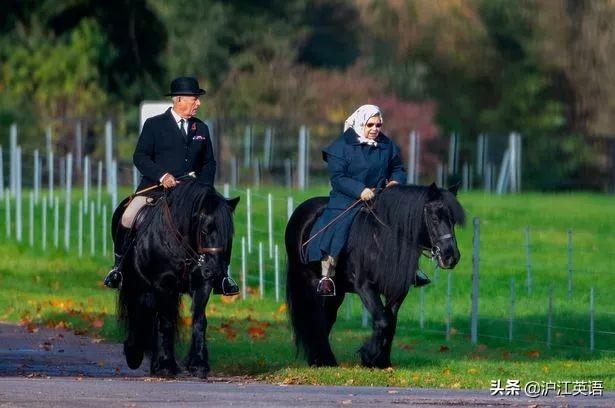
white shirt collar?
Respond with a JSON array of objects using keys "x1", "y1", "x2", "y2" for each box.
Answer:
[{"x1": 170, "y1": 108, "x2": 187, "y2": 125}]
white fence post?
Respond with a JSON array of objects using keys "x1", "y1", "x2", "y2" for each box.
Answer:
[
  {"x1": 33, "y1": 149, "x2": 40, "y2": 203},
  {"x1": 78, "y1": 200, "x2": 83, "y2": 257},
  {"x1": 46, "y1": 126, "x2": 53, "y2": 203},
  {"x1": 267, "y1": 193, "x2": 273, "y2": 258},
  {"x1": 496, "y1": 149, "x2": 511, "y2": 195},
  {"x1": 75, "y1": 121, "x2": 82, "y2": 172},
  {"x1": 15, "y1": 147, "x2": 22, "y2": 242},
  {"x1": 64, "y1": 153, "x2": 73, "y2": 250},
  {"x1": 297, "y1": 126, "x2": 307, "y2": 190},
  {"x1": 102, "y1": 205, "x2": 107, "y2": 256},
  {"x1": 5, "y1": 191, "x2": 10, "y2": 238},
  {"x1": 258, "y1": 242, "x2": 264, "y2": 299},
  {"x1": 90, "y1": 201, "x2": 95, "y2": 256},
  {"x1": 287, "y1": 196, "x2": 293, "y2": 221},
  {"x1": 97, "y1": 160, "x2": 102, "y2": 213},
  {"x1": 41, "y1": 196, "x2": 47, "y2": 251},
  {"x1": 53, "y1": 196, "x2": 59, "y2": 248},
  {"x1": 83, "y1": 155, "x2": 90, "y2": 214},
  {"x1": 246, "y1": 188, "x2": 252, "y2": 253},
  {"x1": 10, "y1": 124, "x2": 17, "y2": 198}
]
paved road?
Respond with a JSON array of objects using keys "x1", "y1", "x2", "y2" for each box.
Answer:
[
  {"x1": 1, "y1": 323, "x2": 613, "y2": 407},
  {"x1": 1, "y1": 377, "x2": 613, "y2": 407}
]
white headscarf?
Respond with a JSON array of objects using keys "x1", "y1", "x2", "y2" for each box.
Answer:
[{"x1": 343, "y1": 104, "x2": 383, "y2": 146}]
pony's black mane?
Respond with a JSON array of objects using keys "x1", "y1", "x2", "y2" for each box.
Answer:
[
  {"x1": 141, "y1": 180, "x2": 234, "y2": 259},
  {"x1": 170, "y1": 180, "x2": 234, "y2": 248},
  {"x1": 348, "y1": 185, "x2": 465, "y2": 305}
]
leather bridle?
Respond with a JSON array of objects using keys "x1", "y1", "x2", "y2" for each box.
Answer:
[
  {"x1": 421, "y1": 206, "x2": 455, "y2": 262},
  {"x1": 161, "y1": 198, "x2": 226, "y2": 268}
]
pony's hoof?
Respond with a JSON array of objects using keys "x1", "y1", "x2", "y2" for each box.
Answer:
[
  {"x1": 151, "y1": 364, "x2": 180, "y2": 378},
  {"x1": 151, "y1": 359, "x2": 180, "y2": 377},
  {"x1": 187, "y1": 365, "x2": 210, "y2": 379},
  {"x1": 185, "y1": 356, "x2": 210, "y2": 379},
  {"x1": 308, "y1": 355, "x2": 337, "y2": 367},
  {"x1": 123, "y1": 341, "x2": 144, "y2": 370},
  {"x1": 358, "y1": 347, "x2": 390, "y2": 369},
  {"x1": 154, "y1": 368, "x2": 179, "y2": 378}
]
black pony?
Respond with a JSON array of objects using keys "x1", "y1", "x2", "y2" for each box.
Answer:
[
  {"x1": 286, "y1": 183, "x2": 464, "y2": 368},
  {"x1": 113, "y1": 180, "x2": 239, "y2": 377}
]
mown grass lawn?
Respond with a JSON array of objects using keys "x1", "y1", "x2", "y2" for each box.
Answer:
[{"x1": 0, "y1": 187, "x2": 614, "y2": 389}]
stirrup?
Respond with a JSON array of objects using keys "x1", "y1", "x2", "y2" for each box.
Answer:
[
  {"x1": 221, "y1": 277, "x2": 239, "y2": 296},
  {"x1": 414, "y1": 269, "x2": 431, "y2": 287},
  {"x1": 316, "y1": 277, "x2": 336, "y2": 297},
  {"x1": 104, "y1": 268, "x2": 123, "y2": 290}
]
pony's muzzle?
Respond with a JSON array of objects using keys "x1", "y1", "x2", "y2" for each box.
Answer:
[{"x1": 439, "y1": 248, "x2": 460, "y2": 269}]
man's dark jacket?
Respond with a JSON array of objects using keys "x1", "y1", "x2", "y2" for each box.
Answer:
[{"x1": 133, "y1": 108, "x2": 216, "y2": 190}]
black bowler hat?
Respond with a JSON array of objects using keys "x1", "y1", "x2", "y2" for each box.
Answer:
[{"x1": 165, "y1": 76, "x2": 206, "y2": 96}]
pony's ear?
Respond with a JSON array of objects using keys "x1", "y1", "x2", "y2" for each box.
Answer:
[
  {"x1": 428, "y1": 182, "x2": 440, "y2": 200},
  {"x1": 448, "y1": 181, "x2": 461, "y2": 196},
  {"x1": 226, "y1": 196, "x2": 240, "y2": 212}
]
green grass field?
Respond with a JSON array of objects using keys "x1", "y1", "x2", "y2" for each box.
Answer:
[{"x1": 0, "y1": 187, "x2": 614, "y2": 389}]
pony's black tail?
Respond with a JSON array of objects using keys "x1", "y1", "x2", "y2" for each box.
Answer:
[{"x1": 285, "y1": 199, "x2": 337, "y2": 367}]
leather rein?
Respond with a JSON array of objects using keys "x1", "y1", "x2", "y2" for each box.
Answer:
[
  {"x1": 364, "y1": 198, "x2": 454, "y2": 262},
  {"x1": 160, "y1": 196, "x2": 224, "y2": 268},
  {"x1": 301, "y1": 187, "x2": 454, "y2": 264}
]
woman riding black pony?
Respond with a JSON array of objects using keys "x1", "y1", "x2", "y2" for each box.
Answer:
[
  {"x1": 114, "y1": 179, "x2": 239, "y2": 377},
  {"x1": 286, "y1": 183, "x2": 464, "y2": 368}
]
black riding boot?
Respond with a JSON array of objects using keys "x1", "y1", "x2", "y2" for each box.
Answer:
[
  {"x1": 103, "y1": 226, "x2": 132, "y2": 289},
  {"x1": 413, "y1": 269, "x2": 431, "y2": 287}
]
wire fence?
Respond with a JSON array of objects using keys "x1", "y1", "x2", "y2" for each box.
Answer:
[
  {"x1": 1, "y1": 125, "x2": 614, "y2": 353},
  {"x1": 1, "y1": 183, "x2": 614, "y2": 355}
]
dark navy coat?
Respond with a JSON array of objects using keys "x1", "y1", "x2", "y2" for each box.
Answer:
[
  {"x1": 305, "y1": 129, "x2": 406, "y2": 262},
  {"x1": 133, "y1": 108, "x2": 216, "y2": 190}
]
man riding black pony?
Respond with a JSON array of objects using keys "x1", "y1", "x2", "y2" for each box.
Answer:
[{"x1": 103, "y1": 76, "x2": 239, "y2": 296}]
